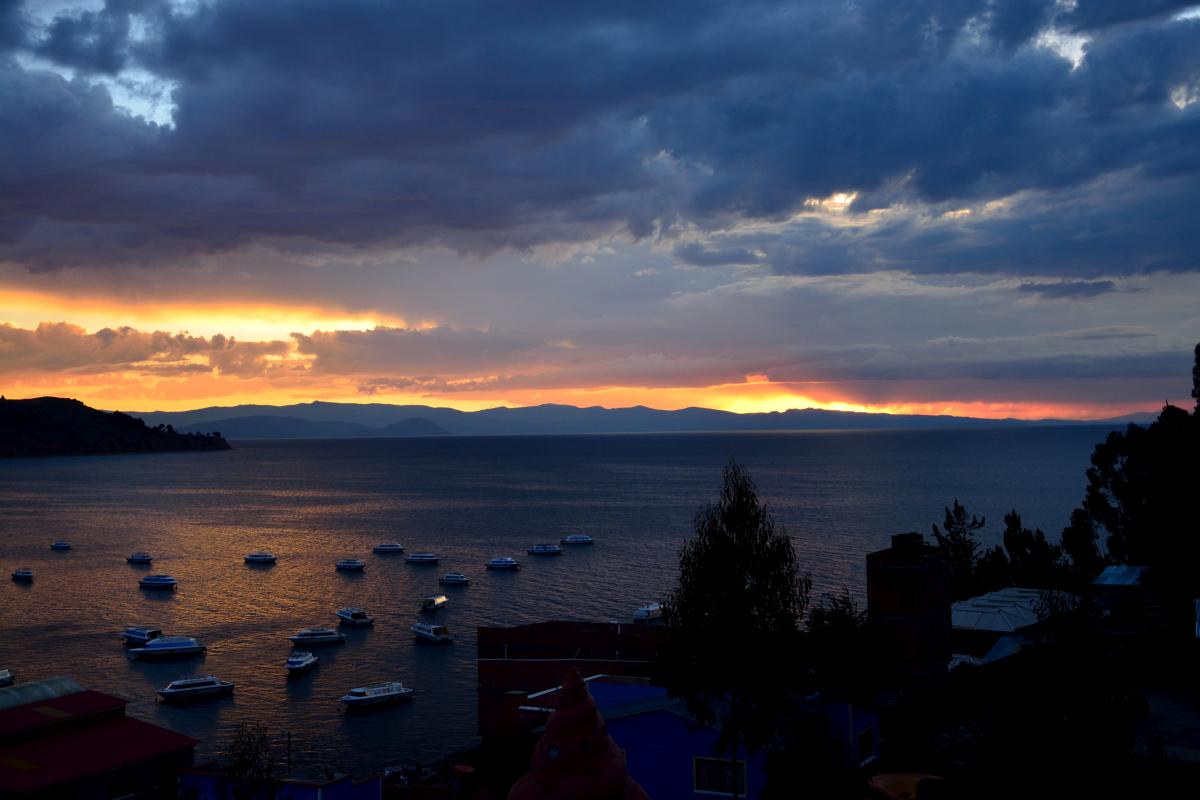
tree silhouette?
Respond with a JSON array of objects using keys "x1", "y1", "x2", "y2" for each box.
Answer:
[
  {"x1": 932, "y1": 500, "x2": 988, "y2": 599},
  {"x1": 1076, "y1": 345, "x2": 1200, "y2": 626},
  {"x1": 1060, "y1": 508, "x2": 1103, "y2": 587},
  {"x1": 223, "y1": 721, "x2": 278, "y2": 786},
  {"x1": 661, "y1": 459, "x2": 811, "y2": 798},
  {"x1": 1192, "y1": 342, "x2": 1200, "y2": 410},
  {"x1": 1002, "y1": 510, "x2": 1063, "y2": 588}
]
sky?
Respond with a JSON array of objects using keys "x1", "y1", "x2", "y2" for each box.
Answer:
[{"x1": 1, "y1": 0, "x2": 1198, "y2": 418}]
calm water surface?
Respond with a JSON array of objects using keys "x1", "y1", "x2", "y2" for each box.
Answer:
[{"x1": 0, "y1": 428, "x2": 1108, "y2": 774}]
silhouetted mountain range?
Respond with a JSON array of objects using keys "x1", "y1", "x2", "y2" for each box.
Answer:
[
  {"x1": 129, "y1": 401, "x2": 1151, "y2": 440},
  {"x1": 180, "y1": 414, "x2": 448, "y2": 439},
  {"x1": 0, "y1": 397, "x2": 231, "y2": 457}
]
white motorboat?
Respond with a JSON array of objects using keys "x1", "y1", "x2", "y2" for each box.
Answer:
[
  {"x1": 527, "y1": 543, "x2": 563, "y2": 556},
  {"x1": 336, "y1": 607, "x2": 375, "y2": 627},
  {"x1": 289, "y1": 627, "x2": 346, "y2": 645},
  {"x1": 285, "y1": 651, "x2": 319, "y2": 674},
  {"x1": 438, "y1": 572, "x2": 470, "y2": 586},
  {"x1": 486, "y1": 556, "x2": 520, "y2": 571},
  {"x1": 244, "y1": 551, "x2": 278, "y2": 564},
  {"x1": 128, "y1": 635, "x2": 206, "y2": 659},
  {"x1": 335, "y1": 559, "x2": 366, "y2": 572},
  {"x1": 11, "y1": 568, "x2": 33, "y2": 583},
  {"x1": 123, "y1": 627, "x2": 164, "y2": 645},
  {"x1": 373, "y1": 543, "x2": 405, "y2": 554},
  {"x1": 127, "y1": 552, "x2": 153, "y2": 565},
  {"x1": 411, "y1": 621, "x2": 454, "y2": 643},
  {"x1": 138, "y1": 574, "x2": 178, "y2": 590},
  {"x1": 340, "y1": 681, "x2": 413, "y2": 708},
  {"x1": 50, "y1": 541, "x2": 72, "y2": 551},
  {"x1": 0, "y1": 669, "x2": 13, "y2": 687},
  {"x1": 404, "y1": 552, "x2": 439, "y2": 565},
  {"x1": 419, "y1": 595, "x2": 448, "y2": 612},
  {"x1": 633, "y1": 602, "x2": 663, "y2": 622},
  {"x1": 157, "y1": 675, "x2": 234, "y2": 701},
  {"x1": 560, "y1": 534, "x2": 595, "y2": 545}
]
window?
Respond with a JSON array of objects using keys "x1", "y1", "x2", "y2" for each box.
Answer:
[
  {"x1": 694, "y1": 756, "x2": 747, "y2": 796},
  {"x1": 857, "y1": 726, "x2": 876, "y2": 763}
]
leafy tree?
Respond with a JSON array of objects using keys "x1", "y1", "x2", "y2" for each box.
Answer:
[
  {"x1": 661, "y1": 459, "x2": 811, "y2": 799},
  {"x1": 1193, "y1": 342, "x2": 1200, "y2": 410},
  {"x1": 1002, "y1": 510, "x2": 1063, "y2": 588},
  {"x1": 1060, "y1": 508, "x2": 1103, "y2": 587},
  {"x1": 223, "y1": 721, "x2": 278, "y2": 791},
  {"x1": 1075, "y1": 344, "x2": 1200, "y2": 624},
  {"x1": 1080, "y1": 402, "x2": 1200, "y2": 620},
  {"x1": 932, "y1": 500, "x2": 989, "y2": 599}
]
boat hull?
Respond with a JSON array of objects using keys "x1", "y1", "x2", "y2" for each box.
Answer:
[
  {"x1": 286, "y1": 661, "x2": 318, "y2": 675},
  {"x1": 289, "y1": 636, "x2": 345, "y2": 646},
  {"x1": 138, "y1": 581, "x2": 177, "y2": 591},
  {"x1": 129, "y1": 647, "x2": 205, "y2": 660},
  {"x1": 342, "y1": 691, "x2": 413, "y2": 708},
  {"x1": 158, "y1": 684, "x2": 233, "y2": 702}
]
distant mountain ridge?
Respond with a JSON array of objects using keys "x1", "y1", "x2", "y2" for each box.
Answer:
[
  {"x1": 179, "y1": 414, "x2": 449, "y2": 439},
  {"x1": 129, "y1": 400, "x2": 1149, "y2": 440}
]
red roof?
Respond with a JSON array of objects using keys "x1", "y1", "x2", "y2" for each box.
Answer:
[
  {"x1": 0, "y1": 690, "x2": 126, "y2": 741},
  {"x1": 0, "y1": 697, "x2": 197, "y2": 793}
]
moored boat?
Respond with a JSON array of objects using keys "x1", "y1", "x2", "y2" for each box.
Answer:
[
  {"x1": 340, "y1": 681, "x2": 413, "y2": 708},
  {"x1": 335, "y1": 559, "x2": 366, "y2": 572},
  {"x1": 138, "y1": 574, "x2": 178, "y2": 590},
  {"x1": 0, "y1": 669, "x2": 13, "y2": 687},
  {"x1": 289, "y1": 627, "x2": 346, "y2": 646},
  {"x1": 285, "y1": 651, "x2": 319, "y2": 674},
  {"x1": 244, "y1": 551, "x2": 277, "y2": 564},
  {"x1": 123, "y1": 627, "x2": 164, "y2": 645},
  {"x1": 11, "y1": 568, "x2": 33, "y2": 583},
  {"x1": 128, "y1": 636, "x2": 206, "y2": 659},
  {"x1": 560, "y1": 534, "x2": 595, "y2": 545},
  {"x1": 438, "y1": 572, "x2": 470, "y2": 586},
  {"x1": 404, "y1": 552, "x2": 439, "y2": 565},
  {"x1": 127, "y1": 552, "x2": 153, "y2": 565},
  {"x1": 157, "y1": 675, "x2": 233, "y2": 701},
  {"x1": 50, "y1": 541, "x2": 71, "y2": 551},
  {"x1": 336, "y1": 607, "x2": 375, "y2": 627},
  {"x1": 632, "y1": 602, "x2": 663, "y2": 622},
  {"x1": 527, "y1": 543, "x2": 563, "y2": 556},
  {"x1": 411, "y1": 621, "x2": 454, "y2": 643},
  {"x1": 373, "y1": 543, "x2": 405, "y2": 554},
  {"x1": 486, "y1": 556, "x2": 520, "y2": 571},
  {"x1": 419, "y1": 595, "x2": 448, "y2": 612}
]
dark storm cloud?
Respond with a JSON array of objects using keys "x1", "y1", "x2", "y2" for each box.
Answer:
[
  {"x1": 0, "y1": 0, "x2": 1198, "y2": 276},
  {"x1": 1018, "y1": 279, "x2": 1119, "y2": 300}
]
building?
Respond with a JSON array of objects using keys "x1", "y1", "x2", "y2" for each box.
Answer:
[
  {"x1": 949, "y1": 586, "x2": 1076, "y2": 666},
  {"x1": 0, "y1": 677, "x2": 196, "y2": 799},
  {"x1": 179, "y1": 765, "x2": 381, "y2": 800},
  {"x1": 519, "y1": 676, "x2": 768, "y2": 800},
  {"x1": 476, "y1": 621, "x2": 667, "y2": 738},
  {"x1": 1093, "y1": 565, "x2": 1151, "y2": 621},
  {"x1": 865, "y1": 532, "x2": 952, "y2": 681}
]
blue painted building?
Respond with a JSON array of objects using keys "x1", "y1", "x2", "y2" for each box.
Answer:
[
  {"x1": 179, "y1": 764, "x2": 381, "y2": 800},
  {"x1": 524, "y1": 678, "x2": 769, "y2": 799}
]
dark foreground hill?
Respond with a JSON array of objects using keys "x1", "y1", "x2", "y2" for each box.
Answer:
[{"x1": 0, "y1": 397, "x2": 231, "y2": 458}]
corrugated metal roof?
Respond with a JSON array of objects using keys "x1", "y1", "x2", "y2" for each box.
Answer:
[
  {"x1": 0, "y1": 677, "x2": 82, "y2": 711},
  {"x1": 1094, "y1": 565, "x2": 1149, "y2": 586},
  {"x1": 951, "y1": 587, "x2": 1056, "y2": 632}
]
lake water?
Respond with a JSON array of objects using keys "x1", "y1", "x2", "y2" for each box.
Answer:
[{"x1": 0, "y1": 427, "x2": 1110, "y2": 775}]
